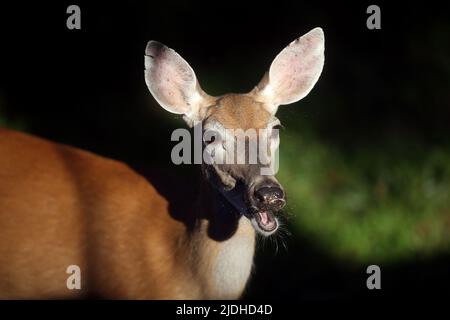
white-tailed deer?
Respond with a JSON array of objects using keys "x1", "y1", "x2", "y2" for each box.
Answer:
[{"x1": 0, "y1": 27, "x2": 324, "y2": 299}]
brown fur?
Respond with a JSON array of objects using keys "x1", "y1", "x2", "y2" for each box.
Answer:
[{"x1": 207, "y1": 94, "x2": 272, "y2": 130}]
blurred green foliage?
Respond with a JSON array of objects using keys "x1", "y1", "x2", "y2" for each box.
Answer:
[
  {"x1": 0, "y1": 97, "x2": 27, "y2": 131},
  {"x1": 0, "y1": 117, "x2": 27, "y2": 131},
  {"x1": 279, "y1": 129, "x2": 450, "y2": 264}
]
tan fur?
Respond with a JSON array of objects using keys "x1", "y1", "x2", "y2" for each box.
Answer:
[{"x1": 207, "y1": 94, "x2": 272, "y2": 130}]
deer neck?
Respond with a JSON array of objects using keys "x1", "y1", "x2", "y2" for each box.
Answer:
[{"x1": 183, "y1": 179, "x2": 256, "y2": 299}]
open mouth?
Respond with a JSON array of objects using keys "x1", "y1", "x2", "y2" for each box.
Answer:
[
  {"x1": 216, "y1": 178, "x2": 281, "y2": 236},
  {"x1": 250, "y1": 210, "x2": 278, "y2": 235}
]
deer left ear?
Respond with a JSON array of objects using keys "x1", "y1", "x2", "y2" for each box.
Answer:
[{"x1": 252, "y1": 27, "x2": 325, "y2": 114}]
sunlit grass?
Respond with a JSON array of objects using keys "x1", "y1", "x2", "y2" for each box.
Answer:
[{"x1": 279, "y1": 132, "x2": 450, "y2": 263}]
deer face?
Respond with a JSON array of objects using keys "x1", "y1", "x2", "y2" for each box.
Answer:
[{"x1": 144, "y1": 28, "x2": 325, "y2": 236}]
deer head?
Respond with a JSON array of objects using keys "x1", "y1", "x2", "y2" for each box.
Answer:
[{"x1": 145, "y1": 27, "x2": 325, "y2": 236}]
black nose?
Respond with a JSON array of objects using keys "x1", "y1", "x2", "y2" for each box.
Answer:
[{"x1": 254, "y1": 186, "x2": 285, "y2": 210}]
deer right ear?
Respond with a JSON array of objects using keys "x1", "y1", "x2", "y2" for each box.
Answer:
[
  {"x1": 252, "y1": 27, "x2": 325, "y2": 114},
  {"x1": 144, "y1": 41, "x2": 213, "y2": 126}
]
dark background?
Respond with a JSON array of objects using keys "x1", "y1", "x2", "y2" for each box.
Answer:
[{"x1": 0, "y1": 1, "x2": 449, "y2": 300}]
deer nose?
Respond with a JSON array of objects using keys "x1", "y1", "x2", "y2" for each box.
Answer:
[{"x1": 254, "y1": 186, "x2": 285, "y2": 210}]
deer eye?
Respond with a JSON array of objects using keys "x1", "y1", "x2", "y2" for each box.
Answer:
[
  {"x1": 272, "y1": 124, "x2": 284, "y2": 131},
  {"x1": 203, "y1": 130, "x2": 221, "y2": 145}
]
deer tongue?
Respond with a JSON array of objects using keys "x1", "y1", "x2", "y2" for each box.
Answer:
[{"x1": 256, "y1": 210, "x2": 277, "y2": 232}]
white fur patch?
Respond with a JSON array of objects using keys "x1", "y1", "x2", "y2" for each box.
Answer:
[{"x1": 210, "y1": 217, "x2": 255, "y2": 298}]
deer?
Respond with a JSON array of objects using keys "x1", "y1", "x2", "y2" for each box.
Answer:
[{"x1": 0, "y1": 27, "x2": 324, "y2": 299}]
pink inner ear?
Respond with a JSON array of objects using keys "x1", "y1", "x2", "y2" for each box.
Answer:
[
  {"x1": 268, "y1": 28, "x2": 324, "y2": 105},
  {"x1": 145, "y1": 44, "x2": 198, "y2": 115}
]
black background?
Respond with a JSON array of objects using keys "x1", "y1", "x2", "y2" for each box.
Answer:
[{"x1": 0, "y1": 1, "x2": 449, "y2": 301}]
